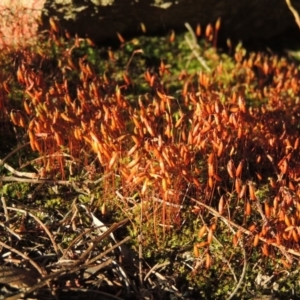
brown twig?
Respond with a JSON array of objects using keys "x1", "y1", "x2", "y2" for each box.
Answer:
[
  {"x1": 7, "y1": 206, "x2": 60, "y2": 255},
  {"x1": 286, "y1": 0, "x2": 300, "y2": 30},
  {"x1": 0, "y1": 240, "x2": 45, "y2": 276}
]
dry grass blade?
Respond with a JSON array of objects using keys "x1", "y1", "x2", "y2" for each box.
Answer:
[
  {"x1": 184, "y1": 23, "x2": 211, "y2": 71},
  {"x1": 286, "y1": 0, "x2": 300, "y2": 30},
  {"x1": 144, "y1": 261, "x2": 170, "y2": 282},
  {"x1": 81, "y1": 204, "x2": 119, "y2": 244}
]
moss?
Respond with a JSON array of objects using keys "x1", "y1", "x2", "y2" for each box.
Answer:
[{"x1": 1, "y1": 20, "x2": 300, "y2": 299}]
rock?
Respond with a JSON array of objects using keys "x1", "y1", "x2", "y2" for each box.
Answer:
[{"x1": 40, "y1": 0, "x2": 300, "y2": 44}]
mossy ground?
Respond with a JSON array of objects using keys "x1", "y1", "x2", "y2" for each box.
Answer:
[{"x1": 0, "y1": 20, "x2": 300, "y2": 299}]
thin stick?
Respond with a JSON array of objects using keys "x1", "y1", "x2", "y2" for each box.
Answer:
[
  {"x1": 0, "y1": 162, "x2": 38, "y2": 179},
  {"x1": 1, "y1": 196, "x2": 9, "y2": 221},
  {"x1": 0, "y1": 142, "x2": 31, "y2": 165},
  {"x1": 0, "y1": 220, "x2": 21, "y2": 240},
  {"x1": 87, "y1": 235, "x2": 131, "y2": 265},
  {"x1": 126, "y1": 49, "x2": 143, "y2": 71},
  {"x1": 227, "y1": 243, "x2": 247, "y2": 300},
  {"x1": 187, "y1": 195, "x2": 300, "y2": 258},
  {"x1": 286, "y1": 0, "x2": 300, "y2": 30},
  {"x1": 0, "y1": 176, "x2": 71, "y2": 184},
  {"x1": 144, "y1": 261, "x2": 170, "y2": 282},
  {"x1": 138, "y1": 233, "x2": 143, "y2": 286},
  {"x1": 5, "y1": 259, "x2": 113, "y2": 300},
  {"x1": 7, "y1": 206, "x2": 60, "y2": 255},
  {"x1": 218, "y1": 215, "x2": 247, "y2": 300},
  {"x1": 61, "y1": 227, "x2": 94, "y2": 259},
  {"x1": 0, "y1": 240, "x2": 45, "y2": 276}
]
